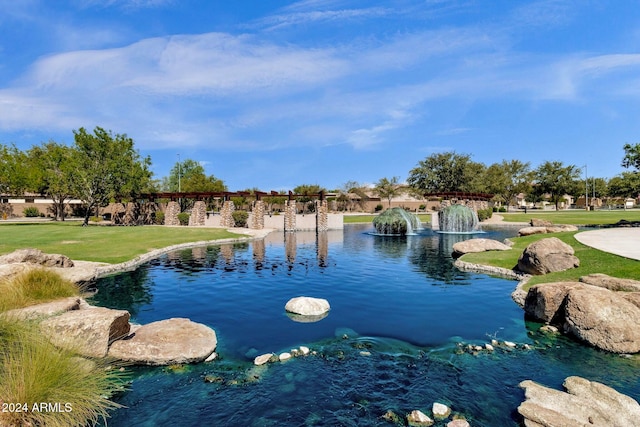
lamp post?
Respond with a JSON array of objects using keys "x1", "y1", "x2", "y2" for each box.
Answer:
[
  {"x1": 177, "y1": 154, "x2": 181, "y2": 193},
  {"x1": 583, "y1": 164, "x2": 588, "y2": 211}
]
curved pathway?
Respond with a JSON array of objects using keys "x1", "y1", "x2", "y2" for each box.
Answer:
[{"x1": 574, "y1": 227, "x2": 640, "y2": 261}]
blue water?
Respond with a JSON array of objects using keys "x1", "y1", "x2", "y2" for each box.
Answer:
[{"x1": 90, "y1": 224, "x2": 640, "y2": 426}]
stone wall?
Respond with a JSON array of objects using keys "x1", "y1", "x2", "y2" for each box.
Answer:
[
  {"x1": 440, "y1": 199, "x2": 489, "y2": 211},
  {"x1": 220, "y1": 200, "x2": 235, "y2": 228},
  {"x1": 164, "y1": 201, "x2": 181, "y2": 226},
  {"x1": 251, "y1": 200, "x2": 265, "y2": 229},
  {"x1": 123, "y1": 202, "x2": 139, "y2": 226},
  {"x1": 189, "y1": 201, "x2": 206, "y2": 226},
  {"x1": 284, "y1": 200, "x2": 296, "y2": 231}
]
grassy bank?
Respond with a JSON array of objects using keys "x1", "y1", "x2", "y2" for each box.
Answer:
[
  {"x1": 500, "y1": 210, "x2": 640, "y2": 225},
  {"x1": 461, "y1": 231, "x2": 640, "y2": 290},
  {"x1": 0, "y1": 223, "x2": 242, "y2": 264}
]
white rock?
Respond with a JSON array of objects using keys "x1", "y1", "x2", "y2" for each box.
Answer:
[
  {"x1": 447, "y1": 420, "x2": 470, "y2": 427},
  {"x1": 360, "y1": 351, "x2": 371, "y2": 356},
  {"x1": 432, "y1": 402, "x2": 451, "y2": 419},
  {"x1": 205, "y1": 352, "x2": 218, "y2": 362},
  {"x1": 279, "y1": 352, "x2": 292, "y2": 361},
  {"x1": 285, "y1": 296, "x2": 330, "y2": 316},
  {"x1": 504, "y1": 341, "x2": 517, "y2": 348},
  {"x1": 299, "y1": 346, "x2": 310, "y2": 355},
  {"x1": 254, "y1": 353, "x2": 275, "y2": 366},
  {"x1": 407, "y1": 410, "x2": 434, "y2": 426},
  {"x1": 491, "y1": 339, "x2": 499, "y2": 346},
  {"x1": 485, "y1": 343, "x2": 494, "y2": 351}
]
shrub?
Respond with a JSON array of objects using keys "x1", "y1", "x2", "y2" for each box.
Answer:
[
  {"x1": 232, "y1": 210, "x2": 249, "y2": 228},
  {"x1": 0, "y1": 318, "x2": 125, "y2": 427},
  {"x1": 374, "y1": 204, "x2": 384, "y2": 212},
  {"x1": 418, "y1": 204, "x2": 426, "y2": 211},
  {"x1": 23, "y1": 207, "x2": 41, "y2": 217},
  {"x1": 476, "y1": 207, "x2": 493, "y2": 222},
  {"x1": 0, "y1": 269, "x2": 80, "y2": 312},
  {"x1": 155, "y1": 211, "x2": 165, "y2": 225},
  {"x1": 90, "y1": 216, "x2": 102, "y2": 223},
  {"x1": 177, "y1": 212, "x2": 190, "y2": 226},
  {"x1": 498, "y1": 206, "x2": 507, "y2": 213}
]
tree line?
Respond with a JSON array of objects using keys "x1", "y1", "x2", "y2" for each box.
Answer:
[{"x1": 1, "y1": 126, "x2": 639, "y2": 221}]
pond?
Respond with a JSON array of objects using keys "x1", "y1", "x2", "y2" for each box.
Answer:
[{"x1": 90, "y1": 224, "x2": 640, "y2": 426}]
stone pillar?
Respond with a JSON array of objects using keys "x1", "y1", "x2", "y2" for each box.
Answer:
[
  {"x1": 284, "y1": 200, "x2": 297, "y2": 232},
  {"x1": 316, "y1": 200, "x2": 328, "y2": 232},
  {"x1": 189, "y1": 201, "x2": 207, "y2": 226},
  {"x1": 111, "y1": 203, "x2": 126, "y2": 225},
  {"x1": 251, "y1": 200, "x2": 265, "y2": 229},
  {"x1": 141, "y1": 202, "x2": 158, "y2": 225},
  {"x1": 123, "y1": 202, "x2": 139, "y2": 226},
  {"x1": 164, "y1": 201, "x2": 180, "y2": 226},
  {"x1": 220, "y1": 200, "x2": 235, "y2": 228}
]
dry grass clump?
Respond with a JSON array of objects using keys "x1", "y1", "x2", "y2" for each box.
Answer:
[
  {"x1": 0, "y1": 270, "x2": 127, "y2": 426},
  {"x1": 0, "y1": 269, "x2": 80, "y2": 312}
]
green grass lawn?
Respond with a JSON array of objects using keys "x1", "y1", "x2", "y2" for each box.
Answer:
[
  {"x1": 343, "y1": 213, "x2": 432, "y2": 223},
  {"x1": 462, "y1": 231, "x2": 640, "y2": 290},
  {"x1": 500, "y1": 209, "x2": 640, "y2": 225},
  {"x1": 0, "y1": 223, "x2": 242, "y2": 264}
]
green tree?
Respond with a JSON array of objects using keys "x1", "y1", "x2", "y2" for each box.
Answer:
[
  {"x1": 484, "y1": 160, "x2": 532, "y2": 208},
  {"x1": 622, "y1": 143, "x2": 640, "y2": 171},
  {"x1": 166, "y1": 159, "x2": 226, "y2": 193},
  {"x1": 71, "y1": 127, "x2": 152, "y2": 225},
  {"x1": 407, "y1": 152, "x2": 485, "y2": 194},
  {"x1": 608, "y1": 172, "x2": 640, "y2": 199},
  {"x1": 532, "y1": 161, "x2": 581, "y2": 211},
  {"x1": 374, "y1": 176, "x2": 401, "y2": 208},
  {"x1": 293, "y1": 184, "x2": 325, "y2": 214},
  {"x1": 28, "y1": 141, "x2": 76, "y2": 221},
  {"x1": 0, "y1": 144, "x2": 30, "y2": 196}
]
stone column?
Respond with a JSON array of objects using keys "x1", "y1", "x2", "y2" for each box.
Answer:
[
  {"x1": 251, "y1": 200, "x2": 265, "y2": 229},
  {"x1": 111, "y1": 203, "x2": 126, "y2": 225},
  {"x1": 316, "y1": 200, "x2": 328, "y2": 232},
  {"x1": 284, "y1": 200, "x2": 297, "y2": 232},
  {"x1": 189, "y1": 201, "x2": 207, "y2": 226},
  {"x1": 220, "y1": 200, "x2": 235, "y2": 228},
  {"x1": 164, "y1": 201, "x2": 180, "y2": 226},
  {"x1": 141, "y1": 202, "x2": 158, "y2": 225},
  {"x1": 123, "y1": 202, "x2": 139, "y2": 226}
]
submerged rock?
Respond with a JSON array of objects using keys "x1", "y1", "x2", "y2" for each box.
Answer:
[
  {"x1": 432, "y1": 402, "x2": 451, "y2": 419},
  {"x1": 407, "y1": 410, "x2": 434, "y2": 426}
]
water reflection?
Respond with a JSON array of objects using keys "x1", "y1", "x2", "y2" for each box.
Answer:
[{"x1": 89, "y1": 267, "x2": 153, "y2": 316}]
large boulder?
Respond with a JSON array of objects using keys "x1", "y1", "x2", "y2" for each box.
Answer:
[
  {"x1": 518, "y1": 226, "x2": 548, "y2": 236},
  {"x1": 40, "y1": 306, "x2": 131, "y2": 358},
  {"x1": 563, "y1": 286, "x2": 640, "y2": 353},
  {"x1": 579, "y1": 273, "x2": 640, "y2": 292},
  {"x1": 0, "y1": 248, "x2": 74, "y2": 268},
  {"x1": 2, "y1": 297, "x2": 81, "y2": 321},
  {"x1": 518, "y1": 376, "x2": 640, "y2": 427},
  {"x1": 108, "y1": 318, "x2": 217, "y2": 365},
  {"x1": 530, "y1": 218, "x2": 553, "y2": 227},
  {"x1": 524, "y1": 282, "x2": 584, "y2": 324},
  {"x1": 518, "y1": 225, "x2": 578, "y2": 236},
  {"x1": 451, "y1": 238, "x2": 511, "y2": 257},
  {"x1": 517, "y1": 237, "x2": 580, "y2": 275},
  {"x1": 285, "y1": 296, "x2": 330, "y2": 316}
]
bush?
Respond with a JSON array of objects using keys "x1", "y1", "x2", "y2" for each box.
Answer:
[
  {"x1": 90, "y1": 216, "x2": 102, "y2": 223},
  {"x1": 232, "y1": 210, "x2": 249, "y2": 228},
  {"x1": 476, "y1": 207, "x2": 493, "y2": 222},
  {"x1": 498, "y1": 206, "x2": 507, "y2": 213},
  {"x1": 0, "y1": 318, "x2": 125, "y2": 427},
  {"x1": 374, "y1": 204, "x2": 384, "y2": 212},
  {"x1": 23, "y1": 207, "x2": 40, "y2": 217},
  {"x1": 418, "y1": 204, "x2": 426, "y2": 211},
  {"x1": 177, "y1": 212, "x2": 190, "y2": 226},
  {"x1": 155, "y1": 211, "x2": 165, "y2": 225}
]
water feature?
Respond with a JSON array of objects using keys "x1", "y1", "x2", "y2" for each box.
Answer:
[
  {"x1": 90, "y1": 225, "x2": 640, "y2": 426},
  {"x1": 372, "y1": 207, "x2": 423, "y2": 235},
  {"x1": 438, "y1": 204, "x2": 480, "y2": 233}
]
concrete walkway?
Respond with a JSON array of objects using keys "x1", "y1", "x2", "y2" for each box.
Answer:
[{"x1": 574, "y1": 228, "x2": 640, "y2": 261}]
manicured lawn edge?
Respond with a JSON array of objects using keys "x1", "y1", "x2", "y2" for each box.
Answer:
[{"x1": 459, "y1": 230, "x2": 640, "y2": 293}]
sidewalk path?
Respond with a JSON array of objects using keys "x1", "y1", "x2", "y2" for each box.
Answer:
[{"x1": 574, "y1": 228, "x2": 640, "y2": 261}]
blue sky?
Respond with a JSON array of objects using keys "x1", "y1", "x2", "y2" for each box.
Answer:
[{"x1": 1, "y1": 0, "x2": 639, "y2": 191}]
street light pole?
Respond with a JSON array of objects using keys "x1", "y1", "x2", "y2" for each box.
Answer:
[
  {"x1": 583, "y1": 164, "x2": 588, "y2": 211},
  {"x1": 177, "y1": 153, "x2": 181, "y2": 193}
]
